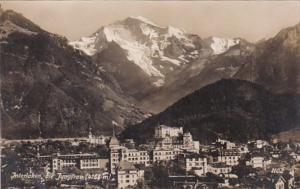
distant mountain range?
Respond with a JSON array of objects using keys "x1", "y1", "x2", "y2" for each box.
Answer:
[{"x1": 1, "y1": 8, "x2": 299, "y2": 140}]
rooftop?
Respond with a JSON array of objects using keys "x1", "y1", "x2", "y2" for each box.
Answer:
[{"x1": 118, "y1": 160, "x2": 137, "y2": 171}]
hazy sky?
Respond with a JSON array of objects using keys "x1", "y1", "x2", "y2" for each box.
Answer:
[{"x1": 2, "y1": 1, "x2": 300, "y2": 42}]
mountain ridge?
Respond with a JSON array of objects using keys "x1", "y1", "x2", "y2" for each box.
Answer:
[
  {"x1": 121, "y1": 79, "x2": 300, "y2": 143},
  {"x1": 0, "y1": 9, "x2": 146, "y2": 139}
]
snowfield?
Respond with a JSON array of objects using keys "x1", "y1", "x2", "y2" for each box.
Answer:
[{"x1": 209, "y1": 37, "x2": 240, "y2": 54}]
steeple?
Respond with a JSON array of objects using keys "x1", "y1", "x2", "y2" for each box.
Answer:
[
  {"x1": 109, "y1": 124, "x2": 120, "y2": 148},
  {"x1": 88, "y1": 126, "x2": 93, "y2": 138},
  {"x1": 112, "y1": 124, "x2": 115, "y2": 137}
]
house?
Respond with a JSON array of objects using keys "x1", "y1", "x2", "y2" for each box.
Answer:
[
  {"x1": 273, "y1": 175, "x2": 286, "y2": 189},
  {"x1": 207, "y1": 163, "x2": 232, "y2": 175},
  {"x1": 116, "y1": 161, "x2": 144, "y2": 189}
]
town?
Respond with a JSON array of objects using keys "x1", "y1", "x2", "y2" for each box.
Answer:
[{"x1": 1, "y1": 125, "x2": 300, "y2": 189}]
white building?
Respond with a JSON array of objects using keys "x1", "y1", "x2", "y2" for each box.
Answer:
[
  {"x1": 212, "y1": 150, "x2": 240, "y2": 166},
  {"x1": 154, "y1": 130, "x2": 200, "y2": 153},
  {"x1": 117, "y1": 161, "x2": 144, "y2": 189},
  {"x1": 109, "y1": 136, "x2": 151, "y2": 173},
  {"x1": 178, "y1": 153, "x2": 207, "y2": 175},
  {"x1": 207, "y1": 163, "x2": 232, "y2": 175},
  {"x1": 153, "y1": 148, "x2": 183, "y2": 162},
  {"x1": 80, "y1": 158, "x2": 108, "y2": 170},
  {"x1": 246, "y1": 156, "x2": 271, "y2": 169},
  {"x1": 154, "y1": 125, "x2": 183, "y2": 139},
  {"x1": 87, "y1": 128, "x2": 108, "y2": 145},
  {"x1": 52, "y1": 153, "x2": 108, "y2": 171},
  {"x1": 121, "y1": 147, "x2": 151, "y2": 166}
]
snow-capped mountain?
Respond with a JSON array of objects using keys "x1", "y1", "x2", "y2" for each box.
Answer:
[
  {"x1": 205, "y1": 36, "x2": 240, "y2": 54},
  {"x1": 70, "y1": 16, "x2": 201, "y2": 87},
  {"x1": 69, "y1": 16, "x2": 254, "y2": 112}
]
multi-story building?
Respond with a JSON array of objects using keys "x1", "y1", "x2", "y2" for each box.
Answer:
[
  {"x1": 121, "y1": 148, "x2": 150, "y2": 166},
  {"x1": 154, "y1": 125, "x2": 183, "y2": 139},
  {"x1": 109, "y1": 136, "x2": 151, "y2": 173},
  {"x1": 116, "y1": 161, "x2": 144, "y2": 189},
  {"x1": 156, "y1": 136, "x2": 183, "y2": 149},
  {"x1": 207, "y1": 163, "x2": 232, "y2": 175},
  {"x1": 178, "y1": 153, "x2": 207, "y2": 175},
  {"x1": 51, "y1": 153, "x2": 108, "y2": 171},
  {"x1": 80, "y1": 158, "x2": 108, "y2": 170},
  {"x1": 87, "y1": 128, "x2": 108, "y2": 145},
  {"x1": 154, "y1": 130, "x2": 199, "y2": 153},
  {"x1": 246, "y1": 156, "x2": 271, "y2": 169},
  {"x1": 212, "y1": 150, "x2": 240, "y2": 166},
  {"x1": 153, "y1": 148, "x2": 183, "y2": 162}
]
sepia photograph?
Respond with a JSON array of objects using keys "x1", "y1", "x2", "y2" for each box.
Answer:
[{"x1": 0, "y1": 1, "x2": 300, "y2": 188}]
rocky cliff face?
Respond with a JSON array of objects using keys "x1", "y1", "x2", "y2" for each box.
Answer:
[
  {"x1": 0, "y1": 10, "x2": 145, "y2": 139},
  {"x1": 235, "y1": 23, "x2": 300, "y2": 94}
]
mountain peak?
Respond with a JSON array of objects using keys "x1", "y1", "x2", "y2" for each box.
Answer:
[
  {"x1": 0, "y1": 9, "x2": 42, "y2": 33},
  {"x1": 70, "y1": 16, "x2": 200, "y2": 88},
  {"x1": 127, "y1": 16, "x2": 159, "y2": 27}
]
